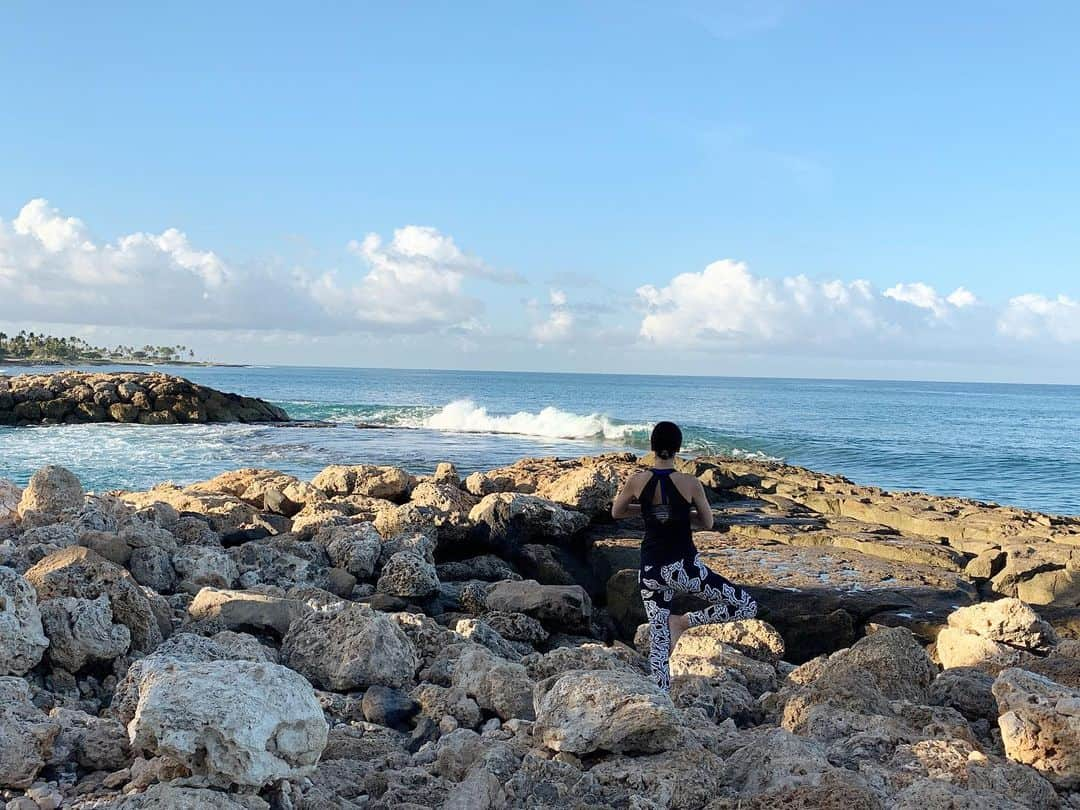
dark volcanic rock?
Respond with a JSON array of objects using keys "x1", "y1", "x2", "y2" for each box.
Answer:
[{"x1": 0, "y1": 371, "x2": 289, "y2": 425}]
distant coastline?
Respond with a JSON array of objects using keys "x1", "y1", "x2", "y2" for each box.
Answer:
[{"x1": 0, "y1": 358, "x2": 247, "y2": 369}]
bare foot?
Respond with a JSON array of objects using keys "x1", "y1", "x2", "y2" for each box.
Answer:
[{"x1": 668, "y1": 613, "x2": 690, "y2": 652}]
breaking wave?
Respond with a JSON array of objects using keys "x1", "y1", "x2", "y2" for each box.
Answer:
[{"x1": 418, "y1": 399, "x2": 649, "y2": 441}]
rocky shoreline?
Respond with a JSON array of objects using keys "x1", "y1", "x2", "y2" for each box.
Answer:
[
  {"x1": 1, "y1": 453, "x2": 1079, "y2": 809},
  {"x1": 0, "y1": 372, "x2": 288, "y2": 426}
]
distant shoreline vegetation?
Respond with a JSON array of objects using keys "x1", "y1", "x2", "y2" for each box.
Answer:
[{"x1": 0, "y1": 331, "x2": 230, "y2": 367}]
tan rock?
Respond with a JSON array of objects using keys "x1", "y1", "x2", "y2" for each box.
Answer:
[{"x1": 993, "y1": 667, "x2": 1080, "y2": 788}]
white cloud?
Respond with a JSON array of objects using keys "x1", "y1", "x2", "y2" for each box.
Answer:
[
  {"x1": 998, "y1": 294, "x2": 1080, "y2": 344},
  {"x1": 884, "y1": 282, "x2": 976, "y2": 318},
  {"x1": 531, "y1": 288, "x2": 574, "y2": 343},
  {"x1": 637, "y1": 260, "x2": 880, "y2": 347},
  {"x1": 0, "y1": 200, "x2": 500, "y2": 334}
]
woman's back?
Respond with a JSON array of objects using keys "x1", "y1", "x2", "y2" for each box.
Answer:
[{"x1": 638, "y1": 469, "x2": 696, "y2": 566}]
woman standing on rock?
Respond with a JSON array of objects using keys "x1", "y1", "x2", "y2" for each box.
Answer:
[{"x1": 611, "y1": 421, "x2": 758, "y2": 691}]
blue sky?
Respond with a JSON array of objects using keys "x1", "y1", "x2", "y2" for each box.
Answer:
[{"x1": 1, "y1": 2, "x2": 1078, "y2": 381}]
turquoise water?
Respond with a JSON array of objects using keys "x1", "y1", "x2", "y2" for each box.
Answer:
[{"x1": 1, "y1": 365, "x2": 1078, "y2": 515}]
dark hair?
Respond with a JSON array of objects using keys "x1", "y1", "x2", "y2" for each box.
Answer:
[{"x1": 650, "y1": 421, "x2": 682, "y2": 460}]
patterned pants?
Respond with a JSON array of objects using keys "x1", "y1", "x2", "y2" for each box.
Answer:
[{"x1": 639, "y1": 555, "x2": 758, "y2": 691}]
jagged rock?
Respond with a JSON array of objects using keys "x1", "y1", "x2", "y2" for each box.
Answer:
[
  {"x1": 0, "y1": 677, "x2": 61, "y2": 789},
  {"x1": 537, "y1": 465, "x2": 620, "y2": 515},
  {"x1": 451, "y1": 644, "x2": 536, "y2": 721},
  {"x1": 665, "y1": 629, "x2": 779, "y2": 696},
  {"x1": 282, "y1": 601, "x2": 418, "y2": 690},
  {"x1": 312, "y1": 464, "x2": 411, "y2": 501},
  {"x1": 929, "y1": 667, "x2": 999, "y2": 722},
  {"x1": 171, "y1": 544, "x2": 238, "y2": 593},
  {"x1": 482, "y1": 610, "x2": 548, "y2": 643},
  {"x1": 48, "y1": 707, "x2": 129, "y2": 771},
  {"x1": 681, "y1": 619, "x2": 786, "y2": 665},
  {"x1": 524, "y1": 642, "x2": 645, "y2": 681},
  {"x1": 39, "y1": 593, "x2": 131, "y2": 671},
  {"x1": 187, "y1": 587, "x2": 309, "y2": 635},
  {"x1": 724, "y1": 727, "x2": 864, "y2": 797},
  {"x1": 316, "y1": 523, "x2": 381, "y2": 579},
  {"x1": 411, "y1": 684, "x2": 482, "y2": 728},
  {"x1": 533, "y1": 668, "x2": 678, "y2": 754},
  {"x1": 948, "y1": 598, "x2": 1058, "y2": 649},
  {"x1": 432, "y1": 462, "x2": 461, "y2": 486},
  {"x1": 485, "y1": 579, "x2": 592, "y2": 632},
  {"x1": 17, "y1": 465, "x2": 85, "y2": 522},
  {"x1": 109, "y1": 783, "x2": 266, "y2": 809},
  {"x1": 210, "y1": 630, "x2": 279, "y2": 663},
  {"x1": 0, "y1": 565, "x2": 49, "y2": 675},
  {"x1": 454, "y1": 618, "x2": 522, "y2": 661},
  {"x1": 468, "y1": 492, "x2": 589, "y2": 558},
  {"x1": 672, "y1": 672, "x2": 761, "y2": 725},
  {"x1": 890, "y1": 778, "x2": 1034, "y2": 810},
  {"x1": 377, "y1": 550, "x2": 439, "y2": 598},
  {"x1": 128, "y1": 658, "x2": 327, "y2": 787},
  {"x1": 0, "y1": 478, "x2": 21, "y2": 524},
  {"x1": 25, "y1": 546, "x2": 162, "y2": 652},
  {"x1": 408, "y1": 481, "x2": 478, "y2": 539},
  {"x1": 438, "y1": 554, "x2": 520, "y2": 583},
  {"x1": 129, "y1": 545, "x2": 178, "y2": 593},
  {"x1": 993, "y1": 667, "x2": 1080, "y2": 788}
]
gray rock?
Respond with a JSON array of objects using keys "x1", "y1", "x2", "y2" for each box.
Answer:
[{"x1": 0, "y1": 565, "x2": 48, "y2": 675}]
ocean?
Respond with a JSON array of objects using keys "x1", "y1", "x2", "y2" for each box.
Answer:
[{"x1": 1, "y1": 365, "x2": 1077, "y2": 515}]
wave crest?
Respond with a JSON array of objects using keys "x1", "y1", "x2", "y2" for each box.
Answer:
[{"x1": 420, "y1": 399, "x2": 647, "y2": 440}]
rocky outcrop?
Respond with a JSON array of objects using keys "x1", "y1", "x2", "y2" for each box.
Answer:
[
  {"x1": 1, "y1": 455, "x2": 1079, "y2": 808},
  {"x1": 127, "y1": 658, "x2": 327, "y2": 787},
  {"x1": 0, "y1": 371, "x2": 289, "y2": 425},
  {"x1": 0, "y1": 565, "x2": 49, "y2": 675}
]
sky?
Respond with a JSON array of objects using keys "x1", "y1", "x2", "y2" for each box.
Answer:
[{"x1": 1, "y1": 1, "x2": 1078, "y2": 383}]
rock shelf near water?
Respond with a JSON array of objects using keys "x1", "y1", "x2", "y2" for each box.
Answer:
[
  {"x1": 0, "y1": 372, "x2": 289, "y2": 426},
  {"x1": 1, "y1": 453, "x2": 1079, "y2": 808}
]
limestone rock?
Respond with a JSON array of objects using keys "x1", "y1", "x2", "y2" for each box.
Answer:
[
  {"x1": 171, "y1": 545, "x2": 239, "y2": 593},
  {"x1": 25, "y1": 546, "x2": 162, "y2": 652},
  {"x1": 537, "y1": 465, "x2": 620, "y2": 515},
  {"x1": 533, "y1": 668, "x2": 678, "y2": 754},
  {"x1": 0, "y1": 565, "x2": 48, "y2": 675},
  {"x1": 454, "y1": 618, "x2": 522, "y2": 661},
  {"x1": 468, "y1": 492, "x2": 589, "y2": 558},
  {"x1": 128, "y1": 658, "x2": 328, "y2": 787},
  {"x1": 17, "y1": 465, "x2": 85, "y2": 521},
  {"x1": 0, "y1": 677, "x2": 61, "y2": 789},
  {"x1": 0, "y1": 478, "x2": 21, "y2": 524},
  {"x1": 929, "y1": 667, "x2": 999, "y2": 722},
  {"x1": 48, "y1": 707, "x2": 130, "y2": 771},
  {"x1": 187, "y1": 587, "x2": 309, "y2": 636},
  {"x1": 312, "y1": 464, "x2": 410, "y2": 501},
  {"x1": 484, "y1": 579, "x2": 592, "y2": 632},
  {"x1": 993, "y1": 667, "x2": 1080, "y2": 788},
  {"x1": 281, "y1": 601, "x2": 418, "y2": 690},
  {"x1": 377, "y1": 550, "x2": 440, "y2": 599},
  {"x1": 408, "y1": 481, "x2": 478, "y2": 539},
  {"x1": 110, "y1": 783, "x2": 264, "y2": 809},
  {"x1": 316, "y1": 523, "x2": 381, "y2": 579},
  {"x1": 39, "y1": 594, "x2": 131, "y2": 671},
  {"x1": 948, "y1": 598, "x2": 1057, "y2": 650},
  {"x1": 452, "y1": 644, "x2": 536, "y2": 721},
  {"x1": 432, "y1": 462, "x2": 461, "y2": 486}
]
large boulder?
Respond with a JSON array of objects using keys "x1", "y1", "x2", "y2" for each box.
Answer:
[
  {"x1": 316, "y1": 522, "x2": 382, "y2": 580},
  {"x1": 38, "y1": 594, "x2": 131, "y2": 671},
  {"x1": 938, "y1": 599, "x2": 1058, "y2": 673},
  {"x1": 408, "y1": 481, "x2": 478, "y2": 540},
  {"x1": 468, "y1": 493, "x2": 589, "y2": 558},
  {"x1": 537, "y1": 465, "x2": 620, "y2": 515},
  {"x1": 0, "y1": 677, "x2": 61, "y2": 789},
  {"x1": 533, "y1": 669, "x2": 678, "y2": 754},
  {"x1": 484, "y1": 579, "x2": 592, "y2": 632},
  {"x1": 281, "y1": 601, "x2": 418, "y2": 690},
  {"x1": 451, "y1": 645, "x2": 536, "y2": 721},
  {"x1": 188, "y1": 587, "x2": 309, "y2": 636},
  {"x1": 993, "y1": 667, "x2": 1080, "y2": 788},
  {"x1": 171, "y1": 545, "x2": 239, "y2": 593},
  {"x1": 17, "y1": 465, "x2": 85, "y2": 522},
  {"x1": 0, "y1": 566, "x2": 49, "y2": 675},
  {"x1": 127, "y1": 658, "x2": 328, "y2": 787},
  {"x1": 24, "y1": 546, "x2": 162, "y2": 652},
  {"x1": 0, "y1": 478, "x2": 20, "y2": 524},
  {"x1": 312, "y1": 464, "x2": 411, "y2": 501}
]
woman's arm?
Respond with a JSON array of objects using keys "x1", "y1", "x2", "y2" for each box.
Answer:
[
  {"x1": 689, "y1": 478, "x2": 714, "y2": 530},
  {"x1": 611, "y1": 473, "x2": 643, "y2": 519}
]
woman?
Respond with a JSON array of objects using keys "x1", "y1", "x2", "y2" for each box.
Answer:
[{"x1": 611, "y1": 421, "x2": 758, "y2": 691}]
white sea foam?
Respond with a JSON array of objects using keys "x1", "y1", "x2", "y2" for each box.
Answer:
[{"x1": 418, "y1": 399, "x2": 647, "y2": 440}]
